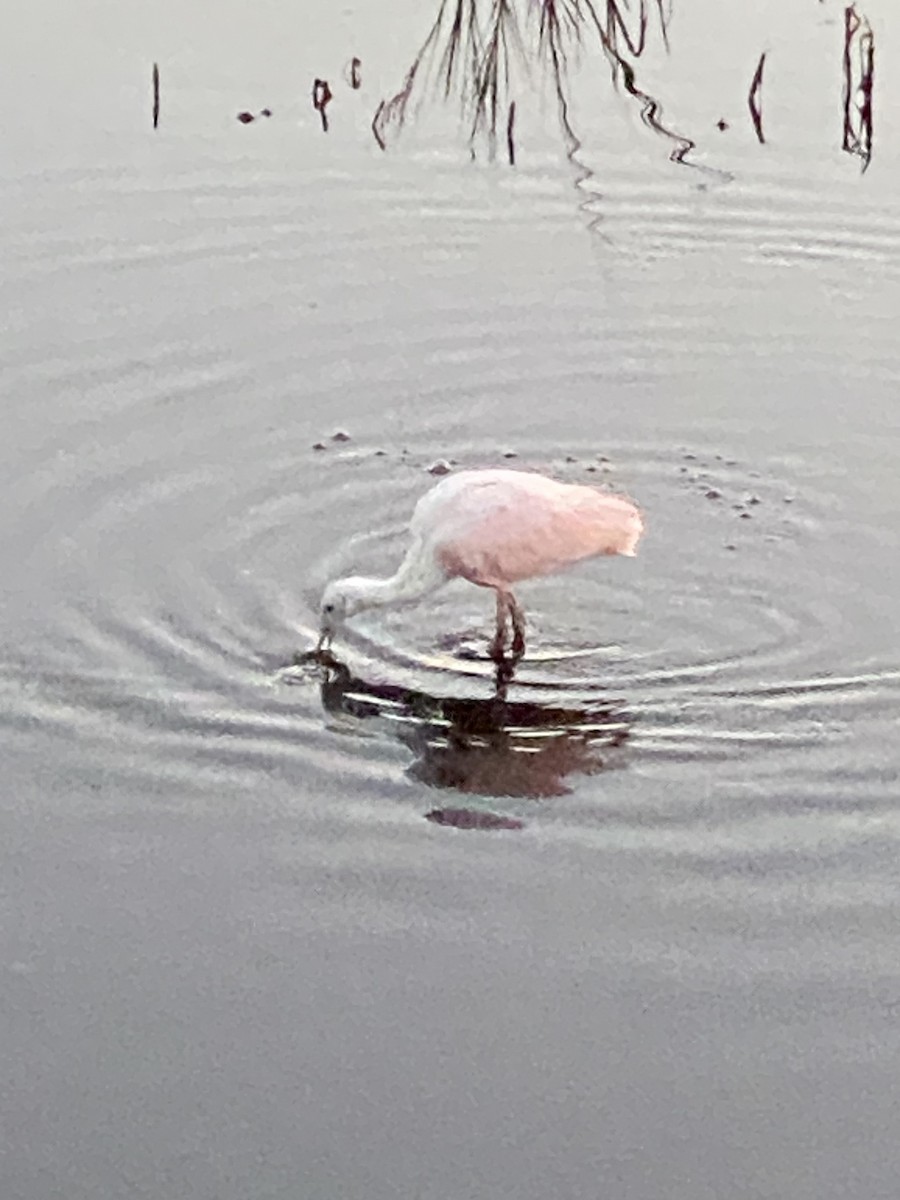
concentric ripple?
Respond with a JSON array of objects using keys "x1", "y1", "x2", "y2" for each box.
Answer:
[
  {"x1": 3, "y1": 404, "x2": 896, "y2": 831},
  {"x1": 2, "y1": 141, "x2": 899, "y2": 842}
]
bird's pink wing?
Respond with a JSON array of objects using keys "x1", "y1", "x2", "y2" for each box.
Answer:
[{"x1": 435, "y1": 476, "x2": 643, "y2": 588}]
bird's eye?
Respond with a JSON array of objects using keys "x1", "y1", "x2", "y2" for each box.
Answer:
[{"x1": 323, "y1": 603, "x2": 335, "y2": 614}]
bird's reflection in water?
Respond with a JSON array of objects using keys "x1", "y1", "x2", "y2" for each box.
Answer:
[{"x1": 305, "y1": 649, "x2": 633, "y2": 827}]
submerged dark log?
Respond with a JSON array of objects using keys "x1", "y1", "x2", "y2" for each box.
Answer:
[{"x1": 425, "y1": 808, "x2": 525, "y2": 830}]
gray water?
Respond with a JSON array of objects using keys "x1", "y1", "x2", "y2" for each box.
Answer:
[{"x1": 3, "y1": 1, "x2": 900, "y2": 1197}]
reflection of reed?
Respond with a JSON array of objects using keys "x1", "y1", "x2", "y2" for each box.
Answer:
[
  {"x1": 312, "y1": 78, "x2": 334, "y2": 132},
  {"x1": 372, "y1": 0, "x2": 691, "y2": 165},
  {"x1": 842, "y1": 4, "x2": 874, "y2": 172},
  {"x1": 747, "y1": 52, "x2": 765, "y2": 145},
  {"x1": 345, "y1": 57, "x2": 362, "y2": 90},
  {"x1": 604, "y1": 35, "x2": 694, "y2": 164},
  {"x1": 315, "y1": 651, "x2": 632, "y2": 803},
  {"x1": 152, "y1": 63, "x2": 160, "y2": 130}
]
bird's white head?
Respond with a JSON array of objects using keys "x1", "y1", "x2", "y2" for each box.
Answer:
[{"x1": 318, "y1": 576, "x2": 378, "y2": 645}]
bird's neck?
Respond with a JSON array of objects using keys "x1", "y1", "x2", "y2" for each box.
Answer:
[{"x1": 356, "y1": 542, "x2": 446, "y2": 610}]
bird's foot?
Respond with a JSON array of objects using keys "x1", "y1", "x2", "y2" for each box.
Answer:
[
  {"x1": 489, "y1": 633, "x2": 508, "y2": 665},
  {"x1": 509, "y1": 598, "x2": 526, "y2": 661},
  {"x1": 489, "y1": 635, "x2": 525, "y2": 673}
]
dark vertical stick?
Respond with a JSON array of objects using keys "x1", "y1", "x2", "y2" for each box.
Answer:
[
  {"x1": 858, "y1": 24, "x2": 875, "y2": 171},
  {"x1": 371, "y1": 100, "x2": 387, "y2": 150},
  {"x1": 747, "y1": 52, "x2": 766, "y2": 143},
  {"x1": 841, "y1": 4, "x2": 875, "y2": 171},
  {"x1": 312, "y1": 78, "x2": 333, "y2": 132},
  {"x1": 842, "y1": 6, "x2": 856, "y2": 154},
  {"x1": 506, "y1": 100, "x2": 516, "y2": 165},
  {"x1": 152, "y1": 63, "x2": 160, "y2": 129}
]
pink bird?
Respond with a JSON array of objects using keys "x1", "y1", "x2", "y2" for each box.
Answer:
[{"x1": 318, "y1": 468, "x2": 643, "y2": 659}]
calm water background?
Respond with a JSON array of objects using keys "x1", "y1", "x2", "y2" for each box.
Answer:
[{"x1": 2, "y1": 1, "x2": 900, "y2": 1196}]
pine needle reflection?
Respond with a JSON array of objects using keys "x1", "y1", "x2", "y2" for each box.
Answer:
[
  {"x1": 314, "y1": 649, "x2": 633, "y2": 805},
  {"x1": 372, "y1": 0, "x2": 688, "y2": 165}
]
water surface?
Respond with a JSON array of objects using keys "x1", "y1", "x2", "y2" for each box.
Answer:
[{"x1": 2, "y1": 2, "x2": 900, "y2": 1197}]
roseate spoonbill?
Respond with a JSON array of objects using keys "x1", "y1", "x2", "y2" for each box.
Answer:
[{"x1": 318, "y1": 468, "x2": 643, "y2": 659}]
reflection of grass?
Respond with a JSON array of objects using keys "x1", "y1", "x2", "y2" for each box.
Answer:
[
  {"x1": 152, "y1": 63, "x2": 160, "y2": 129},
  {"x1": 747, "y1": 52, "x2": 765, "y2": 145},
  {"x1": 373, "y1": 0, "x2": 689, "y2": 162},
  {"x1": 842, "y1": 3, "x2": 874, "y2": 172}
]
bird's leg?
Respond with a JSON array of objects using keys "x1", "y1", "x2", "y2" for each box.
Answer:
[
  {"x1": 490, "y1": 590, "x2": 511, "y2": 662},
  {"x1": 492, "y1": 655, "x2": 514, "y2": 700},
  {"x1": 508, "y1": 592, "x2": 526, "y2": 660},
  {"x1": 490, "y1": 591, "x2": 526, "y2": 665}
]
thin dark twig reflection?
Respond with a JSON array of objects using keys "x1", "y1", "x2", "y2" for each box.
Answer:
[
  {"x1": 842, "y1": 3, "x2": 874, "y2": 172},
  {"x1": 747, "y1": 51, "x2": 766, "y2": 144},
  {"x1": 312, "y1": 78, "x2": 334, "y2": 132},
  {"x1": 372, "y1": 0, "x2": 693, "y2": 167}
]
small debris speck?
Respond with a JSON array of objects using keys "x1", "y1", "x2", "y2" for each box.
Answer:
[
  {"x1": 565, "y1": 455, "x2": 578, "y2": 464},
  {"x1": 747, "y1": 495, "x2": 761, "y2": 506},
  {"x1": 739, "y1": 512, "x2": 752, "y2": 519},
  {"x1": 237, "y1": 111, "x2": 255, "y2": 124},
  {"x1": 260, "y1": 108, "x2": 273, "y2": 117},
  {"x1": 427, "y1": 459, "x2": 452, "y2": 476},
  {"x1": 331, "y1": 430, "x2": 351, "y2": 443},
  {"x1": 312, "y1": 442, "x2": 327, "y2": 451},
  {"x1": 704, "y1": 488, "x2": 722, "y2": 500},
  {"x1": 502, "y1": 450, "x2": 518, "y2": 459}
]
